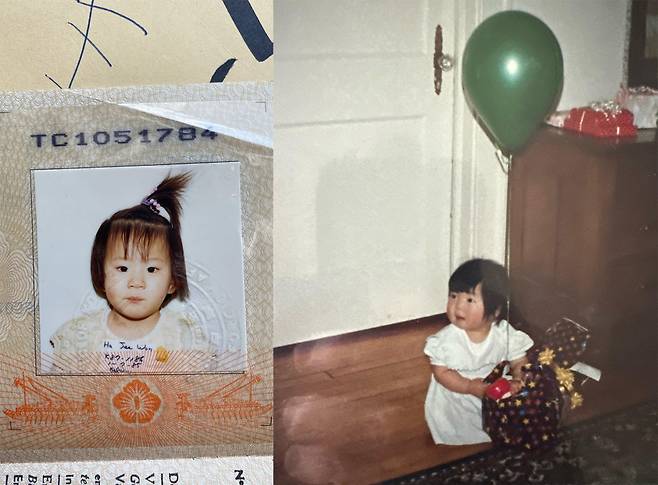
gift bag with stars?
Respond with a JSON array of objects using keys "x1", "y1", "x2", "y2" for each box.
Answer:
[{"x1": 482, "y1": 318, "x2": 591, "y2": 449}]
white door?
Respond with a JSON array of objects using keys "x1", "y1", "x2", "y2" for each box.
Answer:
[{"x1": 274, "y1": 1, "x2": 494, "y2": 346}]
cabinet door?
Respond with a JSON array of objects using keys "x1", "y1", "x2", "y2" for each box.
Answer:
[
  {"x1": 509, "y1": 129, "x2": 612, "y2": 330},
  {"x1": 510, "y1": 128, "x2": 657, "y2": 369},
  {"x1": 601, "y1": 142, "x2": 658, "y2": 366}
]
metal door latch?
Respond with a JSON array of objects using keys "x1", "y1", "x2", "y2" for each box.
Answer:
[{"x1": 434, "y1": 25, "x2": 455, "y2": 95}]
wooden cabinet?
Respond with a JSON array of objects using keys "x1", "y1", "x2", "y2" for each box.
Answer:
[{"x1": 509, "y1": 127, "x2": 657, "y2": 369}]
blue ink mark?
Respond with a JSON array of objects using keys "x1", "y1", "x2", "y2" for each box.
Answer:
[
  {"x1": 68, "y1": 0, "x2": 96, "y2": 88},
  {"x1": 222, "y1": 0, "x2": 273, "y2": 62},
  {"x1": 44, "y1": 74, "x2": 63, "y2": 89},
  {"x1": 49, "y1": 0, "x2": 148, "y2": 89},
  {"x1": 75, "y1": 0, "x2": 148, "y2": 35},
  {"x1": 210, "y1": 58, "x2": 237, "y2": 82},
  {"x1": 68, "y1": 22, "x2": 112, "y2": 67}
]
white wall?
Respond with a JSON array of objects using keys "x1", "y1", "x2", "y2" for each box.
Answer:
[
  {"x1": 452, "y1": 0, "x2": 629, "y2": 279},
  {"x1": 511, "y1": 0, "x2": 628, "y2": 109},
  {"x1": 274, "y1": 0, "x2": 630, "y2": 347}
]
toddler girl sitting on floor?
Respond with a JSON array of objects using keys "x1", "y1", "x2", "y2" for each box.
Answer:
[{"x1": 424, "y1": 258, "x2": 533, "y2": 445}]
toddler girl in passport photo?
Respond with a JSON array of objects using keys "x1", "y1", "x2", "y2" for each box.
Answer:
[
  {"x1": 424, "y1": 258, "x2": 533, "y2": 445},
  {"x1": 49, "y1": 172, "x2": 214, "y2": 363}
]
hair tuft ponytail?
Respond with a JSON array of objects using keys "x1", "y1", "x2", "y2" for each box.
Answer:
[{"x1": 146, "y1": 172, "x2": 192, "y2": 228}]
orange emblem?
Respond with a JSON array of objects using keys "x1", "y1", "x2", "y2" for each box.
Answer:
[
  {"x1": 155, "y1": 346, "x2": 170, "y2": 363},
  {"x1": 112, "y1": 379, "x2": 161, "y2": 425}
]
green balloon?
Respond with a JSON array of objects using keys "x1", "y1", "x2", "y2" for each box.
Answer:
[{"x1": 462, "y1": 11, "x2": 563, "y2": 155}]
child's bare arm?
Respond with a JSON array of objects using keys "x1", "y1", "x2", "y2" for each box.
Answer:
[
  {"x1": 509, "y1": 356, "x2": 528, "y2": 379},
  {"x1": 432, "y1": 365, "x2": 488, "y2": 398},
  {"x1": 508, "y1": 356, "x2": 528, "y2": 394}
]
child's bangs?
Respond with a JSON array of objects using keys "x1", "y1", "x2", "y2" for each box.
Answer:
[
  {"x1": 448, "y1": 279, "x2": 477, "y2": 294},
  {"x1": 448, "y1": 260, "x2": 484, "y2": 294},
  {"x1": 107, "y1": 220, "x2": 169, "y2": 259}
]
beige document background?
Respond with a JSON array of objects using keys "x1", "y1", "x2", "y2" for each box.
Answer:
[
  {"x1": 0, "y1": 1, "x2": 272, "y2": 475},
  {"x1": 0, "y1": 82, "x2": 273, "y2": 463},
  {"x1": 1, "y1": 0, "x2": 272, "y2": 90}
]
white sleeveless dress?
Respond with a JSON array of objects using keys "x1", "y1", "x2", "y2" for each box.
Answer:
[{"x1": 424, "y1": 320, "x2": 533, "y2": 444}]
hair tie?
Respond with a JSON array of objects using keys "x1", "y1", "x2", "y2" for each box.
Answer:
[{"x1": 141, "y1": 197, "x2": 171, "y2": 223}]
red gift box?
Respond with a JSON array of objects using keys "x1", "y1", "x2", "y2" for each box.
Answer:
[{"x1": 564, "y1": 105, "x2": 637, "y2": 138}]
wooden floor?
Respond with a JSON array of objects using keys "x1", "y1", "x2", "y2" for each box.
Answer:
[{"x1": 274, "y1": 314, "x2": 657, "y2": 484}]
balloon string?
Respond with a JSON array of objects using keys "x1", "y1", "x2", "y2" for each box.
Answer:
[
  {"x1": 495, "y1": 149, "x2": 512, "y2": 175},
  {"x1": 502, "y1": 149, "x2": 513, "y2": 361}
]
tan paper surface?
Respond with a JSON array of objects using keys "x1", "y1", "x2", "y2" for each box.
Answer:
[{"x1": 1, "y1": 0, "x2": 272, "y2": 90}]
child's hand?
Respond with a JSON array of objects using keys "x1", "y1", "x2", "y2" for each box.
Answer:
[
  {"x1": 509, "y1": 378, "x2": 525, "y2": 396},
  {"x1": 467, "y1": 378, "x2": 489, "y2": 399}
]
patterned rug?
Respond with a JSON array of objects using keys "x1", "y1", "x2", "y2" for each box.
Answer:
[{"x1": 385, "y1": 400, "x2": 657, "y2": 485}]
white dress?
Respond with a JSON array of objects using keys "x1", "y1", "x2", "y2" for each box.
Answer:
[
  {"x1": 424, "y1": 320, "x2": 533, "y2": 445},
  {"x1": 48, "y1": 307, "x2": 216, "y2": 373},
  {"x1": 49, "y1": 306, "x2": 212, "y2": 353}
]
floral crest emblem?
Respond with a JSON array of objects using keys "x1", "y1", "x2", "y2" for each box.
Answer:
[{"x1": 112, "y1": 379, "x2": 161, "y2": 425}]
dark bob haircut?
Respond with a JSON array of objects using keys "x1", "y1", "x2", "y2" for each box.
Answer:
[
  {"x1": 90, "y1": 172, "x2": 191, "y2": 306},
  {"x1": 448, "y1": 258, "x2": 509, "y2": 323}
]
